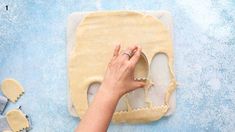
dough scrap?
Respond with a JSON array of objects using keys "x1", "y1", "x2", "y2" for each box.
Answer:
[
  {"x1": 1, "y1": 79, "x2": 24, "y2": 103},
  {"x1": 68, "y1": 11, "x2": 176, "y2": 123},
  {"x1": 6, "y1": 109, "x2": 29, "y2": 132}
]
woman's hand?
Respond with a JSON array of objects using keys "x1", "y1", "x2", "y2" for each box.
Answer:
[
  {"x1": 100, "y1": 44, "x2": 146, "y2": 100},
  {"x1": 76, "y1": 44, "x2": 145, "y2": 132}
]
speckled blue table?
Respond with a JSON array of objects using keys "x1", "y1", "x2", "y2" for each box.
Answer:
[{"x1": 0, "y1": 0, "x2": 235, "y2": 132}]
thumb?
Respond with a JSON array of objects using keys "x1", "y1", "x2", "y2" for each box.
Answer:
[{"x1": 132, "y1": 81, "x2": 146, "y2": 89}]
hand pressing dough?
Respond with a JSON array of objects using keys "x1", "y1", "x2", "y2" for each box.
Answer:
[
  {"x1": 68, "y1": 11, "x2": 176, "y2": 123},
  {"x1": 1, "y1": 79, "x2": 24, "y2": 103},
  {"x1": 6, "y1": 109, "x2": 29, "y2": 132}
]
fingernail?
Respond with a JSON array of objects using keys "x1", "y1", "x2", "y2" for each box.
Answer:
[{"x1": 116, "y1": 44, "x2": 120, "y2": 47}]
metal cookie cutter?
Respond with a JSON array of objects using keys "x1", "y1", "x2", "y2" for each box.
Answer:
[{"x1": 0, "y1": 95, "x2": 8, "y2": 114}]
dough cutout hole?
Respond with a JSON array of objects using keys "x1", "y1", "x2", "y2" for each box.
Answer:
[
  {"x1": 128, "y1": 53, "x2": 149, "y2": 109},
  {"x1": 149, "y1": 53, "x2": 171, "y2": 107},
  {"x1": 127, "y1": 88, "x2": 146, "y2": 109},
  {"x1": 87, "y1": 82, "x2": 101, "y2": 105},
  {"x1": 134, "y1": 52, "x2": 149, "y2": 79},
  {"x1": 115, "y1": 96, "x2": 128, "y2": 112},
  {"x1": 87, "y1": 82, "x2": 128, "y2": 112}
]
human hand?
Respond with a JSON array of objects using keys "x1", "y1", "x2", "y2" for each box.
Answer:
[
  {"x1": 99, "y1": 44, "x2": 146, "y2": 100},
  {"x1": 76, "y1": 44, "x2": 146, "y2": 132}
]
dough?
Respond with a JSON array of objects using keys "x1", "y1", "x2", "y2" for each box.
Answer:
[
  {"x1": 1, "y1": 79, "x2": 24, "y2": 103},
  {"x1": 6, "y1": 109, "x2": 29, "y2": 132},
  {"x1": 68, "y1": 11, "x2": 176, "y2": 123}
]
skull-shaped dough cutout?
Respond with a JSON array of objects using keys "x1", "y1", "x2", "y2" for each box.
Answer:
[
  {"x1": 68, "y1": 11, "x2": 176, "y2": 123},
  {"x1": 1, "y1": 79, "x2": 24, "y2": 103},
  {"x1": 6, "y1": 109, "x2": 29, "y2": 132}
]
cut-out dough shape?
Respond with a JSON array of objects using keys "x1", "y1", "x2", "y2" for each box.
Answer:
[
  {"x1": 1, "y1": 79, "x2": 24, "y2": 103},
  {"x1": 6, "y1": 109, "x2": 29, "y2": 132},
  {"x1": 68, "y1": 11, "x2": 176, "y2": 123}
]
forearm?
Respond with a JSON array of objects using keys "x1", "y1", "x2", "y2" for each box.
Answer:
[{"x1": 75, "y1": 85, "x2": 120, "y2": 132}]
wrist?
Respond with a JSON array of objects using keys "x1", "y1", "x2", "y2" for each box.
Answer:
[{"x1": 98, "y1": 84, "x2": 121, "y2": 103}]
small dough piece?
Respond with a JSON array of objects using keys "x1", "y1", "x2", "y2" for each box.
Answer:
[
  {"x1": 6, "y1": 109, "x2": 29, "y2": 132},
  {"x1": 1, "y1": 79, "x2": 24, "y2": 103}
]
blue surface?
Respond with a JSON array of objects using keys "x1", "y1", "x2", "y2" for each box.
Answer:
[{"x1": 0, "y1": 0, "x2": 235, "y2": 132}]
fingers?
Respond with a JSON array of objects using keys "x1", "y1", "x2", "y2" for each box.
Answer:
[
  {"x1": 121, "y1": 45, "x2": 138, "y2": 60},
  {"x1": 132, "y1": 81, "x2": 146, "y2": 89},
  {"x1": 130, "y1": 46, "x2": 142, "y2": 66},
  {"x1": 113, "y1": 44, "x2": 120, "y2": 58},
  {"x1": 127, "y1": 45, "x2": 138, "y2": 53}
]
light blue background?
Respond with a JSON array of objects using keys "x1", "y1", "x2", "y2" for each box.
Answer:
[{"x1": 0, "y1": 0, "x2": 235, "y2": 132}]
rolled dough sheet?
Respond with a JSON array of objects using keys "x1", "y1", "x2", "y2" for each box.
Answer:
[{"x1": 67, "y1": 11, "x2": 176, "y2": 117}]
